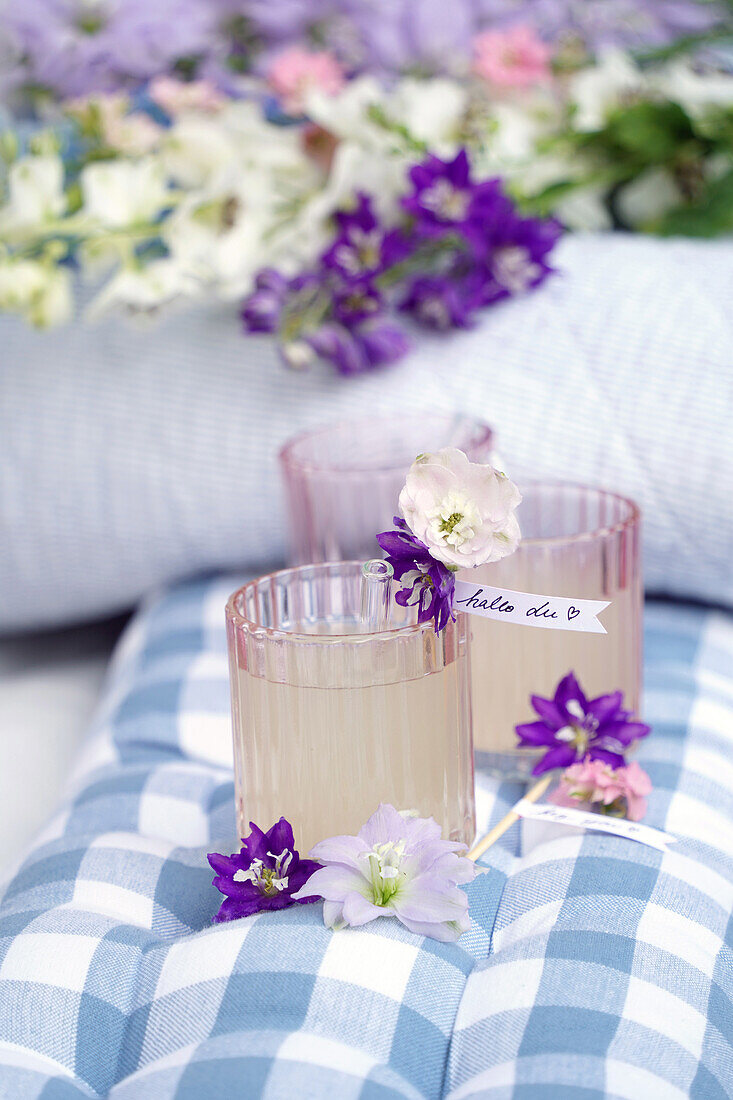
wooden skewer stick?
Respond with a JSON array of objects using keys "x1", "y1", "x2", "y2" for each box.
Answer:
[{"x1": 467, "y1": 774, "x2": 553, "y2": 862}]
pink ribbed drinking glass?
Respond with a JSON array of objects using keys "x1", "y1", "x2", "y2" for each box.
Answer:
[
  {"x1": 279, "y1": 413, "x2": 494, "y2": 565},
  {"x1": 464, "y1": 483, "x2": 642, "y2": 778},
  {"x1": 226, "y1": 561, "x2": 475, "y2": 854}
]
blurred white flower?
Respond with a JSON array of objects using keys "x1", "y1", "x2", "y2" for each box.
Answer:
[
  {"x1": 615, "y1": 167, "x2": 682, "y2": 227},
  {"x1": 87, "y1": 259, "x2": 197, "y2": 319},
  {"x1": 554, "y1": 184, "x2": 613, "y2": 231},
  {"x1": 161, "y1": 114, "x2": 240, "y2": 189},
  {"x1": 0, "y1": 154, "x2": 66, "y2": 229},
  {"x1": 163, "y1": 176, "x2": 274, "y2": 298},
  {"x1": 0, "y1": 257, "x2": 72, "y2": 327},
  {"x1": 306, "y1": 75, "x2": 467, "y2": 157},
  {"x1": 80, "y1": 158, "x2": 170, "y2": 228},
  {"x1": 388, "y1": 78, "x2": 467, "y2": 152},
  {"x1": 653, "y1": 61, "x2": 733, "y2": 120},
  {"x1": 398, "y1": 448, "x2": 521, "y2": 569},
  {"x1": 569, "y1": 50, "x2": 642, "y2": 131}
]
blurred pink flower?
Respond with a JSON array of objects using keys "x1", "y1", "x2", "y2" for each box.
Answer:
[
  {"x1": 148, "y1": 76, "x2": 226, "y2": 115},
  {"x1": 267, "y1": 46, "x2": 345, "y2": 116},
  {"x1": 472, "y1": 24, "x2": 552, "y2": 89},
  {"x1": 550, "y1": 757, "x2": 652, "y2": 821}
]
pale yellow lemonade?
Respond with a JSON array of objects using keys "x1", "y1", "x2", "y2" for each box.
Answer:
[
  {"x1": 464, "y1": 552, "x2": 641, "y2": 763},
  {"x1": 229, "y1": 622, "x2": 475, "y2": 855}
]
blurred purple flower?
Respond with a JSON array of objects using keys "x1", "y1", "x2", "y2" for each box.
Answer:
[
  {"x1": 482, "y1": 0, "x2": 729, "y2": 52},
  {"x1": 481, "y1": 212, "x2": 563, "y2": 304},
  {"x1": 294, "y1": 802, "x2": 475, "y2": 942},
  {"x1": 323, "y1": 193, "x2": 411, "y2": 279},
  {"x1": 310, "y1": 318, "x2": 410, "y2": 375},
  {"x1": 400, "y1": 272, "x2": 485, "y2": 329},
  {"x1": 516, "y1": 670, "x2": 651, "y2": 776},
  {"x1": 208, "y1": 817, "x2": 320, "y2": 922},
  {"x1": 377, "y1": 516, "x2": 456, "y2": 632},
  {"x1": 240, "y1": 268, "x2": 289, "y2": 332},
  {"x1": 403, "y1": 149, "x2": 507, "y2": 247},
  {"x1": 3, "y1": 0, "x2": 222, "y2": 98}
]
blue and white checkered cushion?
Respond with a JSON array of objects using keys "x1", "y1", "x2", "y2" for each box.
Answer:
[
  {"x1": 2, "y1": 232, "x2": 732, "y2": 632},
  {"x1": 0, "y1": 576, "x2": 731, "y2": 1098}
]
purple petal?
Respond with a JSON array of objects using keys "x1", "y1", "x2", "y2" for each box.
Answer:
[
  {"x1": 358, "y1": 803, "x2": 410, "y2": 846},
  {"x1": 294, "y1": 864, "x2": 367, "y2": 902},
  {"x1": 212, "y1": 894, "x2": 264, "y2": 922},
  {"x1": 307, "y1": 834, "x2": 370, "y2": 870},
  {"x1": 586, "y1": 691, "x2": 624, "y2": 725},
  {"x1": 587, "y1": 746, "x2": 627, "y2": 769},
  {"x1": 265, "y1": 816, "x2": 295, "y2": 856},
  {"x1": 515, "y1": 721, "x2": 558, "y2": 747},
  {"x1": 554, "y1": 671, "x2": 588, "y2": 717},
  {"x1": 392, "y1": 878, "x2": 468, "y2": 923},
  {"x1": 396, "y1": 914, "x2": 467, "y2": 942},
  {"x1": 532, "y1": 744, "x2": 578, "y2": 775},
  {"x1": 530, "y1": 695, "x2": 565, "y2": 729},
  {"x1": 599, "y1": 720, "x2": 651, "y2": 746}
]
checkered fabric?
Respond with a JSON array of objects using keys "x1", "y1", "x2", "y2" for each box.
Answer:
[{"x1": 0, "y1": 577, "x2": 731, "y2": 1099}]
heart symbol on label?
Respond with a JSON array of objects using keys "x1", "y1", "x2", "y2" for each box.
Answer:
[{"x1": 567, "y1": 606, "x2": 581, "y2": 622}]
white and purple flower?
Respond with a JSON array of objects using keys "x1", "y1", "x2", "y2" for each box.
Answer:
[
  {"x1": 516, "y1": 670, "x2": 651, "y2": 776},
  {"x1": 208, "y1": 817, "x2": 321, "y2": 922},
  {"x1": 295, "y1": 803, "x2": 475, "y2": 942}
]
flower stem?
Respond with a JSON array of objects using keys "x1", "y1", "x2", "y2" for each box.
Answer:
[{"x1": 467, "y1": 774, "x2": 553, "y2": 862}]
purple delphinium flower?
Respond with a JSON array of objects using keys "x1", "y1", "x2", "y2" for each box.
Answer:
[
  {"x1": 516, "y1": 671, "x2": 651, "y2": 776},
  {"x1": 376, "y1": 516, "x2": 456, "y2": 632},
  {"x1": 310, "y1": 317, "x2": 410, "y2": 375},
  {"x1": 323, "y1": 193, "x2": 411, "y2": 280},
  {"x1": 208, "y1": 817, "x2": 320, "y2": 922},
  {"x1": 481, "y1": 212, "x2": 563, "y2": 305},
  {"x1": 240, "y1": 268, "x2": 290, "y2": 333},
  {"x1": 293, "y1": 802, "x2": 475, "y2": 942},
  {"x1": 400, "y1": 271, "x2": 486, "y2": 330},
  {"x1": 403, "y1": 149, "x2": 507, "y2": 249}
]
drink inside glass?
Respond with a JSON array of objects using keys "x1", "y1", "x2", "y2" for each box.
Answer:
[
  {"x1": 464, "y1": 483, "x2": 642, "y2": 777},
  {"x1": 226, "y1": 561, "x2": 475, "y2": 854}
]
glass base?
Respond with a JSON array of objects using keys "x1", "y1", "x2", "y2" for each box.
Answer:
[{"x1": 476, "y1": 750, "x2": 540, "y2": 782}]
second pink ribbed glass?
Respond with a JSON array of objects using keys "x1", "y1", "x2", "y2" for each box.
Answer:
[
  {"x1": 279, "y1": 413, "x2": 494, "y2": 565},
  {"x1": 464, "y1": 483, "x2": 642, "y2": 777},
  {"x1": 226, "y1": 562, "x2": 475, "y2": 854}
]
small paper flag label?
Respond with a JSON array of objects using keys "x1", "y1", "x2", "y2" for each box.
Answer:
[
  {"x1": 515, "y1": 800, "x2": 676, "y2": 851},
  {"x1": 454, "y1": 581, "x2": 610, "y2": 633}
]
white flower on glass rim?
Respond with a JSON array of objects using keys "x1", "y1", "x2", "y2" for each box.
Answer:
[
  {"x1": 398, "y1": 448, "x2": 521, "y2": 569},
  {"x1": 80, "y1": 158, "x2": 169, "y2": 228},
  {"x1": 0, "y1": 154, "x2": 66, "y2": 229}
]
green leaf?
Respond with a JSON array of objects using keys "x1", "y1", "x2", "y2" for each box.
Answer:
[
  {"x1": 656, "y1": 167, "x2": 733, "y2": 236},
  {"x1": 600, "y1": 101, "x2": 697, "y2": 163}
]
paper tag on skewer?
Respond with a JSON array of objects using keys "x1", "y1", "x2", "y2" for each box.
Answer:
[
  {"x1": 454, "y1": 581, "x2": 609, "y2": 633},
  {"x1": 515, "y1": 800, "x2": 676, "y2": 851}
]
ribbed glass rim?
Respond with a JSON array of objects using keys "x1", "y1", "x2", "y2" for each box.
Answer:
[
  {"x1": 226, "y1": 560, "x2": 438, "y2": 642},
  {"x1": 278, "y1": 412, "x2": 493, "y2": 477},
  {"x1": 514, "y1": 480, "x2": 641, "y2": 547}
]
